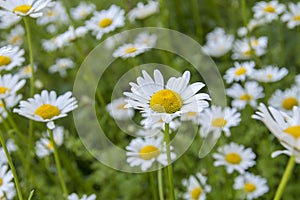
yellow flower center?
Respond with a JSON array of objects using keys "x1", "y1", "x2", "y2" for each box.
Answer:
[
  {"x1": 212, "y1": 118, "x2": 227, "y2": 128},
  {"x1": 125, "y1": 47, "x2": 137, "y2": 54},
  {"x1": 244, "y1": 182, "x2": 256, "y2": 193},
  {"x1": 263, "y1": 5, "x2": 275, "y2": 13},
  {"x1": 186, "y1": 112, "x2": 197, "y2": 117},
  {"x1": 235, "y1": 67, "x2": 247, "y2": 76},
  {"x1": 225, "y1": 152, "x2": 242, "y2": 164},
  {"x1": 150, "y1": 89, "x2": 183, "y2": 114},
  {"x1": 47, "y1": 141, "x2": 54, "y2": 150},
  {"x1": 0, "y1": 56, "x2": 11, "y2": 66},
  {"x1": 243, "y1": 49, "x2": 253, "y2": 56},
  {"x1": 294, "y1": 15, "x2": 300, "y2": 21},
  {"x1": 239, "y1": 93, "x2": 252, "y2": 101},
  {"x1": 34, "y1": 104, "x2": 61, "y2": 120},
  {"x1": 251, "y1": 40, "x2": 259, "y2": 46},
  {"x1": 98, "y1": 18, "x2": 113, "y2": 28},
  {"x1": 46, "y1": 11, "x2": 55, "y2": 17},
  {"x1": 117, "y1": 103, "x2": 126, "y2": 110},
  {"x1": 0, "y1": 87, "x2": 9, "y2": 94},
  {"x1": 139, "y1": 145, "x2": 160, "y2": 160},
  {"x1": 267, "y1": 74, "x2": 272, "y2": 79},
  {"x1": 284, "y1": 126, "x2": 300, "y2": 139},
  {"x1": 190, "y1": 187, "x2": 202, "y2": 200},
  {"x1": 0, "y1": 178, "x2": 2, "y2": 186},
  {"x1": 13, "y1": 4, "x2": 32, "y2": 14},
  {"x1": 282, "y1": 97, "x2": 298, "y2": 110},
  {"x1": 11, "y1": 36, "x2": 22, "y2": 45},
  {"x1": 24, "y1": 65, "x2": 32, "y2": 75}
]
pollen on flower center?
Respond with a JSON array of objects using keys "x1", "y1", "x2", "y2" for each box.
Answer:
[
  {"x1": 34, "y1": 104, "x2": 61, "y2": 120},
  {"x1": 239, "y1": 93, "x2": 252, "y2": 101},
  {"x1": 0, "y1": 56, "x2": 11, "y2": 66},
  {"x1": 244, "y1": 182, "x2": 256, "y2": 193},
  {"x1": 139, "y1": 145, "x2": 160, "y2": 160},
  {"x1": 125, "y1": 47, "x2": 137, "y2": 54},
  {"x1": 99, "y1": 18, "x2": 113, "y2": 28},
  {"x1": 282, "y1": 97, "x2": 298, "y2": 110},
  {"x1": 212, "y1": 118, "x2": 227, "y2": 127},
  {"x1": 47, "y1": 141, "x2": 54, "y2": 150},
  {"x1": 190, "y1": 187, "x2": 202, "y2": 200},
  {"x1": 150, "y1": 89, "x2": 183, "y2": 114},
  {"x1": 283, "y1": 126, "x2": 300, "y2": 139},
  {"x1": 225, "y1": 152, "x2": 242, "y2": 164},
  {"x1": 0, "y1": 178, "x2": 2, "y2": 186},
  {"x1": 0, "y1": 87, "x2": 9, "y2": 95},
  {"x1": 13, "y1": 4, "x2": 32, "y2": 14},
  {"x1": 117, "y1": 103, "x2": 127, "y2": 110},
  {"x1": 243, "y1": 49, "x2": 253, "y2": 56},
  {"x1": 187, "y1": 112, "x2": 197, "y2": 117},
  {"x1": 235, "y1": 67, "x2": 247, "y2": 76},
  {"x1": 294, "y1": 15, "x2": 300, "y2": 21},
  {"x1": 263, "y1": 5, "x2": 275, "y2": 13},
  {"x1": 267, "y1": 74, "x2": 272, "y2": 79}
]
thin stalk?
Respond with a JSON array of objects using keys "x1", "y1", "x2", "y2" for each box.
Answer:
[
  {"x1": 191, "y1": 0, "x2": 203, "y2": 42},
  {"x1": 149, "y1": 172, "x2": 158, "y2": 200},
  {"x1": 158, "y1": 166, "x2": 164, "y2": 200}
]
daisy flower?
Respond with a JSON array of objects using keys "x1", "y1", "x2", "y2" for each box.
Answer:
[
  {"x1": 68, "y1": 193, "x2": 96, "y2": 200},
  {"x1": 0, "y1": 45, "x2": 25, "y2": 72},
  {"x1": 0, "y1": 0, "x2": 52, "y2": 18},
  {"x1": 213, "y1": 142, "x2": 256, "y2": 174},
  {"x1": 0, "y1": 94, "x2": 22, "y2": 122},
  {"x1": 36, "y1": 1, "x2": 68, "y2": 26},
  {"x1": 106, "y1": 97, "x2": 135, "y2": 120},
  {"x1": 224, "y1": 61, "x2": 255, "y2": 83},
  {"x1": 0, "y1": 74, "x2": 25, "y2": 99},
  {"x1": 35, "y1": 126, "x2": 64, "y2": 158},
  {"x1": 49, "y1": 58, "x2": 75, "y2": 78},
  {"x1": 3, "y1": 25, "x2": 24, "y2": 46},
  {"x1": 17, "y1": 64, "x2": 37, "y2": 79},
  {"x1": 141, "y1": 115, "x2": 181, "y2": 131},
  {"x1": 113, "y1": 43, "x2": 148, "y2": 59},
  {"x1": 250, "y1": 66, "x2": 288, "y2": 83},
  {"x1": 182, "y1": 173, "x2": 211, "y2": 200},
  {"x1": 234, "y1": 172, "x2": 269, "y2": 200},
  {"x1": 126, "y1": 136, "x2": 176, "y2": 171},
  {"x1": 282, "y1": 2, "x2": 300, "y2": 29},
  {"x1": 0, "y1": 164, "x2": 15, "y2": 199},
  {"x1": 124, "y1": 69, "x2": 210, "y2": 126},
  {"x1": 268, "y1": 87, "x2": 300, "y2": 112},
  {"x1": 198, "y1": 105, "x2": 241, "y2": 138},
  {"x1": 70, "y1": 2, "x2": 96, "y2": 21},
  {"x1": 253, "y1": 104, "x2": 300, "y2": 163},
  {"x1": 227, "y1": 81, "x2": 264, "y2": 109},
  {"x1": 252, "y1": 1, "x2": 285, "y2": 23},
  {"x1": 232, "y1": 37, "x2": 267, "y2": 60},
  {"x1": 0, "y1": 11, "x2": 21, "y2": 29},
  {"x1": 128, "y1": 0, "x2": 159, "y2": 22},
  {"x1": 134, "y1": 32, "x2": 157, "y2": 49},
  {"x1": 85, "y1": 5, "x2": 125, "y2": 40},
  {"x1": 180, "y1": 111, "x2": 201, "y2": 123},
  {"x1": 13, "y1": 90, "x2": 78, "y2": 129}
]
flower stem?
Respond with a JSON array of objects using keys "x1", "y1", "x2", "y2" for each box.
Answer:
[
  {"x1": 149, "y1": 172, "x2": 158, "y2": 200},
  {"x1": 48, "y1": 129, "x2": 68, "y2": 199},
  {"x1": 164, "y1": 123, "x2": 175, "y2": 200},
  {"x1": 274, "y1": 156, "x2": 295, "y2": 200},
  {"x1": 158, "y1": 166, "x2": 164, "y2": 200},
  {"x1": 0, "y1": 130, "x2": 24, "y2": 200}
]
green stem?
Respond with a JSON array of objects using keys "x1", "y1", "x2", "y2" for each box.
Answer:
[
  {"x1": 191, "y1": 0, "x2": 203, "y2": 42},
  {"x1": 150, "y1": 172, "x2": 158, "y2": 200},
  {"x1": 164, "y1": 123, "x2": 175, "y2": 200},
  {"x1": 158, "y1": 166, "x2": 164, "y2": 200},
  {"x1": 241, "y1": 0, "x2": 248, "y2": 27},
  {"x1": 48, "y1": 129, "x2": 68, "y2": 199},
  {"x1": 0, "y1": 131, "x2": 24, "y2": 200},
  {"x1": 273, "y1": 156, "x2": 295, "y2": 200}
]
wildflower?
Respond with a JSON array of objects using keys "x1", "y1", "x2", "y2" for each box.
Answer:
[
  {"x1": 224, "y1": 61, "x2": 255, "y2": 83},
  {"x1": 134, "y1": 32, "x2": 157, "y2": 49},
  {"x1": 282, "y1": 2, "x2": 300, "y2": 29},
  {"x1": 232, "y1": 37, "x2": 267, "y2": 60},
  {"x1": 128, "y1": 0, "x2": 159, "y2": 22},
  {"x1": 113, "y1": 43, "x2": 148, "y2": 59},
  {"x1": 3, "y1": 25, "x2": 24, "y2": 46},
  {"x1": 17, "y1": 64, "x2": 37, "y2": 79},
  {"x1": 36, "y1": 1, "x2": 68, "y2": 26},
  {"x1": 252, "y1": 1, "x2": 285, "y2": 23},
  {"x1": 0, "y1": 94, "x2": 22, "y2": 122},
  {"x1": 0, "y1": 45, "x2": 25, "y2": 72},
  {"x1": 0, "y1": 12, "x2": 21, "y2": 29},
  {"x1": 182, "y1": 173, "x2": 211, "y2": 200},
  {"x1": 250, "y1": 66, "x2": 288, "y2": 83},
  {"x1": 70, "y1": 2, "x2": 96, "y2": 21},
  {"x1": 106, "y1": 97, "x2": 135, "y2": 120},
  {"x1": 49, "y1": 58, "x2": 75, "y2": 78},
  {"x1": 0, "y1": 74, "x2": 25, "y2": 99},
  {"x1": 68, "y1": 193, "x2": 96, "y2": 200},
  {"x1": 0, "y1": 164, "x2": 15, "y2": 199}
]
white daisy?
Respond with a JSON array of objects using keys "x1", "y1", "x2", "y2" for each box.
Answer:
[
  {"x1": 252, "y1": 1, "x2": 285, "y2": 23},
  {"x1": 198, "y1": 105, "x2": 241, "y2": 138},
  {"x1": 13, "y1": 90, "x2": 78, "y2": 129},
  {"x1": 124, "y1": 69, "x2": 210, "y2": 126},
  {"x1": 128, "y1": 0, "x2": 159, "y2": 22},
  {"x1": 0, "y1": 0, "x2": 52, "y2": 18},
  {"x1": 0, "y1": 45, "x2": 25, "y2": 72},
  {"x1": 35, "y1": 126, "x2": 64, "y2": 158},
  {"x1": 106, "y1": 97, "x2": 135, "y2": 120},
  {"x1": 182, "y1": 173, "x2": 211, "y2": 200},
  {"x1": 0, "y1": 164, "x2": 15, "y2": 199},
  {"x1": 180, "y1": 111, "x2": 201, "y2": 123},
  {"x1": 49, "y1": 58, "x2": 75, "y2": 78},
  {"x1": 3, "y1": 25, "x2": 24, "y2": 46},
  {"x1": 0, "y1": 94, "x2": 22, "y2": 121},
  {"x1": 268, "y1": 87, "x2": 300, "y2": 112},
  {"x1": 282, "y1": 2, "x2": 300, "y2": 29},
  {"x1": 224, "y1": 61, "x2": 255, "y2": 83},
  {"x1": 70, "y1": 2, "x2": 96, "y2": 21},
  {"x1": 232, "y1": 37, "x2": 267, "y2": 60},
  {"x1": 85, "y1": 5, "x2": 125, "y2": 40},
  {"x1": 0, "y1": 11, "x2": 21, "y2": 29},
  {"x1": 134, "y1": 32, "x2": 157, "y2": 49},
  {"x1": 17, "y1": 63, "x2": 37, "y2": 79},
  {"x1": 0, "y1": 74, "x2": 25, "y2": 99},
  {"x1": 227, "y1": 81, "x2": 264, "y2": 109},
  {"x1": 234, "y1": 172, "x2": 269, "y2": 200},
  {"x1": 250, "y1": 66, "x2": 288, "y2": 83},
  {"x1": 113, "y1": 43, "x2": 148, "y2": 59},
  {"x1": 141, "y1": 115, "x2": 181, "y2": 131},
  {"x1": 213, "y1": 142, "x2": 256, "y2": 174},
  {"x1": 126, "y1": 136, "x2": 176, "y2": 171},
  {"x1": 68, "y1": 193, "x2": 96, "y2": 200},
  {"x1": 36, "y1": 1, "x2": 68, "y2": 26},
  {"x1": 237, "y1": 19, "x2": 266, "y2": 37}
]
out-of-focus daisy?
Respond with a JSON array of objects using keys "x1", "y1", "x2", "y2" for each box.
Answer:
[
  {"x1": 113, "y1": 43, "x2": 148, "y2": 59},
  {"x1": 227, "y1": 81, "x2": 264, "y2": 109},
  {"x1": 36, "y1": 1, "x2": 68, "y2": 26},
  {"x1": 0, "y1": 0, "x2": 52, "y2": 18},
  {"x1": 269, "y1": 87, "x2": 300, "y2": 112},
  {"x1": 232, "y1": 37, "x2": 267, "y2": 60},
  {"x1": 252, "y1": 1, "x2": 285, "y2": 23},
  {"x1": 0, "y1": 94, "x2": 22, "y2": 122},
  {"x1": 213, "y1": 142, "x2": 256, "y2": 174},
  {"x1": 0, "y1": 12, "x2": 21, "y2": 29},
  {"x1": 0, "y1": 164, "x2": 15, "y2": 199},
  {"x1": 253, "y1": 104, "x2": 300, "y2": 163},
  {"x1": 128, "y1": 0, "x2": 159, "y2": 22},
  {"x1": 35, "y1": 126, "x2": 64, "y2": 158},
  {"x1": 68, "y1": 193, "x2": 96, "y2": 200},
  {"x1": 85, "y1": 5, "x2": 125, "y2": 40},
  {"x1": 13, "y1": 90, "x2": 78, "y2": 129},
  {"x1": 202, "y1": 28, "x2": 234, "y2": 57},
  {"x1": 224, "y1": 61, "x2": 255, "y2": 83},
  {"x1": 0, "y1": 45, "x2": 25, "y2": 72},
  {"x1": 250, "y1": 66, "x2": 288, "y2": 83},
  {"x1": 0, "y1": 141, "x2": 17, "y2": 164},
  {"x1": 124, "y1": 70, "x2": 210, "y2": 126},
  {"x1": 106, "y1": 97, "x2": 135, "y2": 120},
  {"x1": 134, "y1": 32, "x2": 157, "y2": 49},
  {"x1": 0, "y1": 74, "x2": 25, "y2": 99},
  {"x1": 141, "y1": 115, "x2": 181, "y2": 131},
  {"x1": 3, "y1": 25, "x2": 24, "y2": 46},
  {"x1": 182, "y1": 173, "x2": 211, "y2": 200},
  {"x1": 180, "y1": 111, "x2": 201, "y2": 123},
  {"x1": 282, "y1": 2, "x2": 300, "y2": 29},
  {"x1": 234, "y1": 172, "x2": 269, "y2": 200},
  {"x1": 126, "y1": 136, "x2": 176, "y2": 171},
  {"x1": 17, "y1": 64, "x2": 37, "y2": 79},
  {"x1": 70, "y1": 2, "x2": 96, "y2": 21},
  {"x1": 136, "y1": 128, "x2": 162, "y2": 138},
  {"x1": 250, "y1": 37, "x2": 268, "y2": 51},
  {"x1": 49, "y1": 58, "x2": 75, "y2": 77},
  {"x1": 198, "y1": 105, "x2": 241, "y2": 138},
  {"x1": 237, "y1": 19, "x2": 266, "y2": 37}
]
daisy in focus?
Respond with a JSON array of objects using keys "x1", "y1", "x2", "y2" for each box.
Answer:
[
  {"x1": 126, "y1": 136, "x2": 176, "y2": 171},
  {"x1": 124, "y1": 69, "x2": 210, "y2": 126},
  {"x1": 13, "y1": 90, "x2": 78, "y2": 129},
  {"x1": 233, "y1": 172, "x2": 269, "y2": 200},
  {"x1": 282, "y1": 2, "x2": 300, "y2": 29},
  {"x1": 70, "y1": 2, "x2": 96, "y2": 21},
  {"x1": 106, "y1": 97, "x2": 135, "y2": 120},
  {"x1": 0, "y1": 164, "x2": 16, "y2": 200},
  {"x1": 49, "y1": 58, "x2": 75, "y2": 78},
  {"x1": 0, "y1": 74, "x2": 25, "y2": 99},
  {"x1": 127, "y1": 0, "x2": 159, "y2": 22},
  {"x1": 213, "y1": 142, "x2": 256, "y2": 174},
  {"x1": 250, "y1": 65, "x2": 288, "y2": 83},
  {"x1": 224, "y1": 61, "x2": 255, "y2": 83},
  {"x1": 0, "y1": 45, "x2": 25, "y2": 72},
  {"x1": 68, "y1": 193, "x2": 96, "y2": 200},
  {"x1": 113, "y1": 43, "x2": 148, "y2": 59},
  {"x1": 252, "y1": 0, "x2": 285, "y2": 23},
  {"x1": 182, "y1": 172, "x2": 211, "y2": 200}
]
